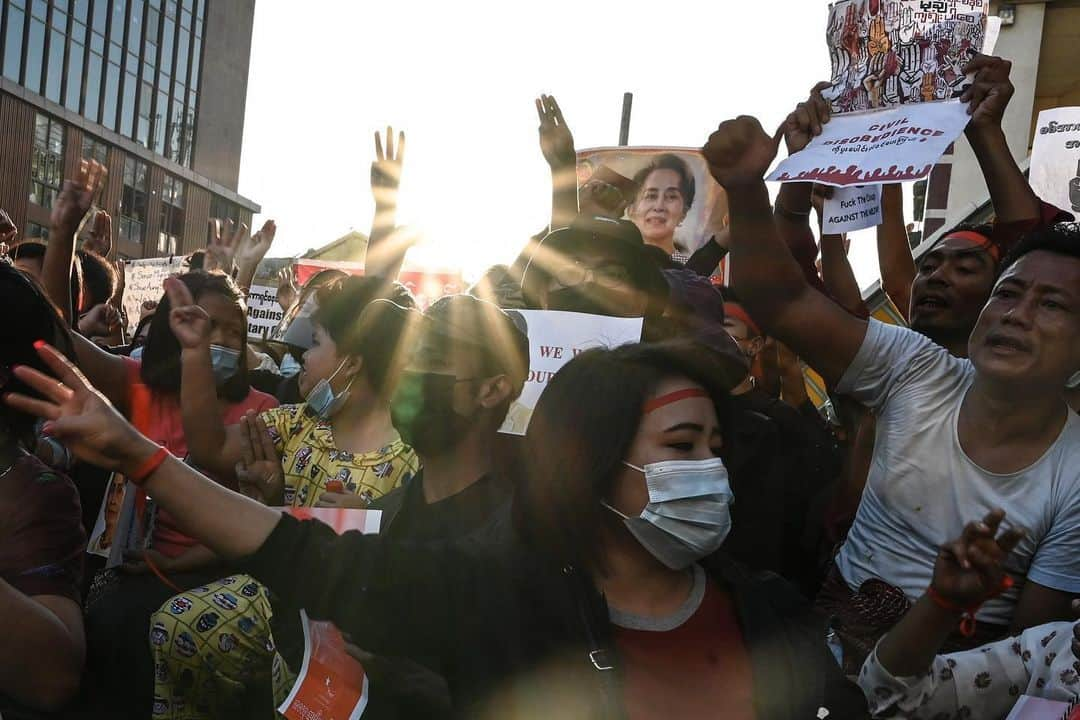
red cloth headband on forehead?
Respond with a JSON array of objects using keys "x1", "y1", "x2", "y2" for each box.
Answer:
[
  {"x1": 643, "y1": 388, "x2": 710, "y2": 414},
  {"x1": 942, "y1": 230, "x2": 1001, "y2": 262},
  {"x1": 723, "y1": 303, "x2": 761, "y2": 337}
]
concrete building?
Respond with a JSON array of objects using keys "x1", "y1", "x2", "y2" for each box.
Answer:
[
  {"x1": 301, "y1": 230, "x2": 368, "y2": 263},
  {"x1": 0, "y1": 0, "x2": 259, "y2": 260},
  {"x1": 921, "y1": 0, "x2": 1080, "y2": 238}
]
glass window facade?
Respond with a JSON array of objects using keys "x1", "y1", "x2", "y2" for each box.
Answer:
[
  {"x1": 209, "y1": 194, "x2": 238, "y2": 223},
  {"x1": 0, "y1": 0, "x2": 205, "y2": 167},
  {"x1": 29, "y1": 111, "x2": 64, "y2": 208},
  {"x1": 81, "y1": 132, "x2": 108, "y2": 163},
  {"x1": 25, "y1": 221, "x2": 49, "y2": 239},
  {"x1": 119, "y1": 154, "x2": 147, "y2": 248},
  {"x1": 158, "y1": 173, "x2": 183, "y2": 254},
  {"x1": 2, "y1": 0, "x2": 24, "y2": 81}
]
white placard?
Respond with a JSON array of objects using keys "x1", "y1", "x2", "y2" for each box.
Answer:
[
  {"x1": 824, "y1": 0, "x2": 989, "y2": 115},
  {"x1": 86, "y1": 472, "x2": 131, "y2": 560},
  {"x1": 1029, "y1": 107, "x2": 1080, "y2": 218},
  {"x1": 121, "y1": 256, "x2": 182, "y2": 333},
  {"x1": 499, "y1": 310, "x2": 643, "y2": 436},
  {"x1": 768, "y1": 100, "x2": 971, "y2": 187},
  {"x1": 246, "y1": 284, "x2": 284, "y2": 340},
  {"x1": 822, "y1": 185, "x2": 882, "y2": 234}
]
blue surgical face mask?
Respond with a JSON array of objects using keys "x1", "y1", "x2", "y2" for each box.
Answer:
[
  {"x1": 305, "y1": 359, "x2": 354, "y2": 419},
  {"x1": 130, "y1": 345, "x2": 145, "y2": 360},
  {"x1": 209, "y1": 344, "x2": 241, "y2": 386}
]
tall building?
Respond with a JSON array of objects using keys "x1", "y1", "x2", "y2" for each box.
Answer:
[{"x1": 0, "y1": 0, "x2": 259, "y2": 260}]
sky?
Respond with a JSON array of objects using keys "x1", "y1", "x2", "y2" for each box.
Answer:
[{"x1": 236, "y1": 0, "x2": 915, "y2": 290}]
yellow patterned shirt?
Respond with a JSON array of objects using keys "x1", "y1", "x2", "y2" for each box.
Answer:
[{"x1": 260, "y1": 403, "x2": 419, "y2": 508}]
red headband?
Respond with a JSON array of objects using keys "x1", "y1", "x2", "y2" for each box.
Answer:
[
  {"x1": 643, "y1": 388, "x2": 710, "y2": 413},
  {"x1": 723, "y1": 303, "x2": 762, "y2": 337},
  {"x1": 942, "y1": 230, "x2": 1001, "y2": 262}
]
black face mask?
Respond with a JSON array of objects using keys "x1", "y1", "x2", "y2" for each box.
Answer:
[
  {"x1": 547, "y1": 284, "x2": 627, "y2": 317},
  {"x1": 390, "y1": 370, "x2": 475, "y2": 457}
]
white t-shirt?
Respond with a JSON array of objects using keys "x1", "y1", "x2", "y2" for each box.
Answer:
[{"x1": 835, "y1": 321, "x2": 1080, "y2": 626}]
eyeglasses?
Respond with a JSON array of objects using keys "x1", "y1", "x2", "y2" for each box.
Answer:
[{"x1": 549, "y1": 261, "x2": 634, "y2": 290}]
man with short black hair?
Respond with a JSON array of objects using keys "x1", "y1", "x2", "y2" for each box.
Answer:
[
  {"x1": 704, "y1": 110, "x2": 1080, "y2": 672},
  {"x1": 266, "y1": 293, "x2": 532, "y2": 716}
]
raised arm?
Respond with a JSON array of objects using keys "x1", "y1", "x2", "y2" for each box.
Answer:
[
  {"x1": 164, "y1": 278, "x2": 248, "y2": 477},
  {"x1": 819, "y1": 232, "x2": 868, "y2": 318},
  {"x1": 774, "y1": 83, "x2": 834, "y2": 294},
  {"x1": 5, "y1": 345, "x2": 403, "y2": 632},
  {"x1": 43, "y1": 162, "x2": 130, "y2": 406},
  {"x1": 876, "y1": 510, "x2": 1022, "y2": 675},
  {"x1": 536, "y1": 94, "x2": 578, "y2": 230},
  {"x1": 865, "y1": 510, "x2": 1024, "y2": 718},
  {"x1": 234, "y1": 219, "x2": 276, "y2": 293},
  {"x1": 703, "y1": 116, "x2": 867, "y2": 387},
  {"x1": 961, "y1": 55, "x2": 1040, "y2": 224},
  {"x1": 5, "y1": 343, "x2": 279, "y2": 560},
  {"x1": 204, "y1": 218, "x2": 247, "y2": 276},
  {"x1": 69, "y1": 331, "x2": 130, "y2": 412},
  {"x1": 813, "y1": 183, "x2": 869, "y2": 317},
  {"x1": 365, "y1": 127, "x2": 414, "y2": 281},
  {"x1": 44, "y1": 160, "x2": 106, "y2": 325},
  {"x1": 876, "y1": 184, "x2": 915, "y2": 319}
]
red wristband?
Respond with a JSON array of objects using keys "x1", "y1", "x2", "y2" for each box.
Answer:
[
  {"x1": 127, "y1": 446, "x2": 170, "y2": 485},
  {"x1": 926, "y1": 575, "x2": 1015, "y2": 638}
]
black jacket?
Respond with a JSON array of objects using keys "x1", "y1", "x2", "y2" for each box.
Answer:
[
  {"x1": 724, "y1": 389, "x2": 842, "y2": 596},
  {"x1": 240, "y1": 476, "x2": 866, "y2": 719}
]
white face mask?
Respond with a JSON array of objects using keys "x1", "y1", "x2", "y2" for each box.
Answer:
[{"x1": 604, "y1": 457, "x2": 734, "y2": 570}]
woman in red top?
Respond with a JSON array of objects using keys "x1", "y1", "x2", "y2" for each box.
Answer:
[
  {"x1": 70, "y1": 270, "x2": 276, "y2": 716},
  {"x1": 515, "y1": 341, "x2": 867, "y2": 719}
]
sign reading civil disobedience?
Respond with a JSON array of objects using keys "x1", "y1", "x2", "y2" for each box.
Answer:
[{"x1": 767, "y1": 100, "x2": 971, "y2": 187}]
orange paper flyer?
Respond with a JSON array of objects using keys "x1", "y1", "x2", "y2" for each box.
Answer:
[
  {"x1": 276, "y1": 507, "x2": 381, "y2": 720},
  {"x1": 278, "y1": 610, "x2": 369, "y2": 720}
]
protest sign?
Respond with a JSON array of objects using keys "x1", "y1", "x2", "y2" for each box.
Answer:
[
  {"x1": 121, "y1": 256, "x2": 183, "y2": 333},
  {"x1": 1029, "y1": 107, "x2": 1080, "y2": 216},
  {"x1": 85, "y1": 472, "x2": 144, "y2": 568},
  {"x1": 767, "y1": 99, "x2": 971, "y2": 187},
  {"x1": 246, "y1": 284, "x2": 284, "y2": 340},
  {"x1": 278, "y1": 509, "x2": 379, "y2": 720},
  {"x1": 822, "y1": 185, "x2": 882, "y2": 233},
  {"x1": 499, "y1": 310, "x2": 643, "y2": 435},
  {"x1": 825, "y1": 0, "x2": 988, "y2": 115},
  {"x1": 576, "y1": 147, "x2": 728, "y2": 261},
  {"x1": 87, "y1": 472, "x2": 132, "y2": 560}
]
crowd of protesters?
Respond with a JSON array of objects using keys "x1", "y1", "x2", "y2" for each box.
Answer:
[{"x1": 0, "y1": 51, "x2": 1078, "y2": 720}]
